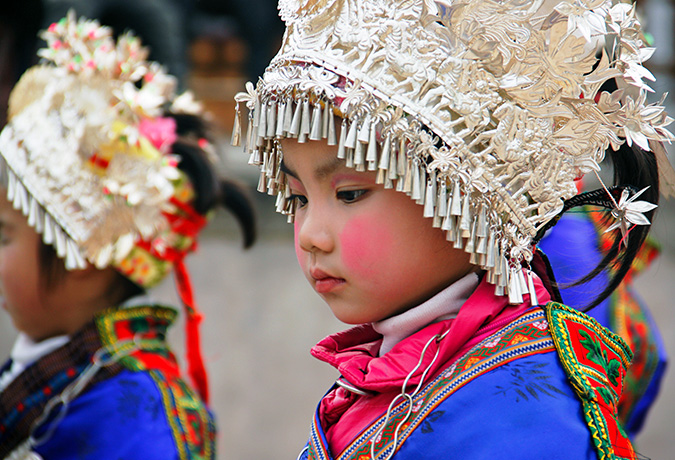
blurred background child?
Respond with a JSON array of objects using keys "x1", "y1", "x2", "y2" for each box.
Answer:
[{"x1": 0, "y1": 13, "x2": 254, "y2": 460}]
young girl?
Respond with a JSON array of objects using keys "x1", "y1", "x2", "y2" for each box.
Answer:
[
  {"x1": 0, "y1": 13, "x2": 254, "y2": 460},
  {"x1": 234, "y1": 0, "x2": 673, "y2": 458}
]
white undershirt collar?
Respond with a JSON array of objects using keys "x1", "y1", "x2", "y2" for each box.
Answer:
[{"x1": 372, "y1": 272, "x2": 480, "y2": 355}]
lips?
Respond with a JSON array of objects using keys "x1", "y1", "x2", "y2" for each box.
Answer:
[{"x1": 310, "y1": 268, "x2": 345, "y2": 294}]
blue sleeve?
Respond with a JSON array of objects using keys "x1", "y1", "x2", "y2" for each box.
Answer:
[{"x1": 35, "y1": 370, "x2": 182, "y2": 460}]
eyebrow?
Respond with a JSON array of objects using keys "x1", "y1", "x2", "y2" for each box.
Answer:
[{"x1": 280, "y1": 156, "x2": 345, "y2": 181}]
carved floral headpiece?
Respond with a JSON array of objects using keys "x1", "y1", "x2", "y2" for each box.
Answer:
[
  {"x1": 0, "y1": 12, "x2": 216, "y2": 401},
  {"x1": 235, "y1": 0, "x2": 674, "y2": 302},
  {"x1": 0, "y1": 11, "x2": 208, "y2": 288}
]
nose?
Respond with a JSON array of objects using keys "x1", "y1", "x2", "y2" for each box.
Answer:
[{"x1": 295, "y1": 202, "x2": 335, "y2": 255}]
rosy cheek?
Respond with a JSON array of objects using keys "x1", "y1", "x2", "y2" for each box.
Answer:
[{"x1": 339, "y1": 214, "x2": 391, "y2": 281}]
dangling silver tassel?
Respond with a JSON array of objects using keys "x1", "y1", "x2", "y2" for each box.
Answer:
[
  {"x1": 275, "y1": 190, "x2": 285, "y2": 212},
  {"x1": 397, "y1": 139, "x2": 407, "y2": 176},
  {"x1": 257, "y1": 102, "x2": 268, "y2": 140},
  {"x1": 376, "y1": 168, "x2": 386, "y2": 185},
  {"x1": 257, "y1": 170, "x2": 267, "y2": 193},
  {"x1": 266, "y1": 102, "x2": 277, "y2": 139},
  {"x1": 396, "y1": 158, "x2": 406, "y2": 192},
  {"x1": 337, "y1": 120, "x2": 348, "y2": 159},
  {"x1": 494, "y1": 246, "x2": 504, "y2": 277},
  {"x1": 322, "y1": 101, "x2": 330, "y2": 139},
  {"x1": 441, "y1": 197, "x2": 456, "y2": 233},
  {"x1": 345, "y1": 116, "x2": 359, "y2": 149},
  {"x1": 354, "y1": 142, "x2": 366, "y2": 171},
  {"x1": 345, "y1": 147, "x2": 355, "y2": 168},
  {"x1": 327, "y1": 109, "x2": 337, "y2": 146},
  {"x1": 508, "y1": 267, "x2": 524, "y2": 304},
  {"x1": 476, "y1": 235, "x2": 488, "y2": 255},
  {"x1": 453, "y1": 230, "x2": 464, "y2": 249},
  {"x1": 276, "y1": 102, "x2": 286, "y2": 138},
  {"x1": 366, "y1": 123, "x2": 378, "y2": 171},
  {"x1": 459, "y1": 193, "x2": 472, "y2": 231},
  {"x1": 450, "y1": 181, "x2": 462, "y2": 216},
  {"x1": 465, "y1": 218, "x2": 477, "y2": 254},
  {"x1": 423, "y1": 179, "x2": 435, "y2": 218},
  {"x1": 443, "y1": 216, "x2": 457, "y2": 242},
  {"x1": 476, "y1": 207, "x2": 487, "y2": 238},
  {"x1": 404, "y1": 160, "x2": 415, "y2": 196},
  {"x1": 518, "y1": 268, "x2": 529, "y2": 293},
  {"x1": 245, "y1": 115, "x2": 254, "y2": 153},
  {"x1": 358, "y1": 114, "x2": 371, "y2": 144},
  {"x1": 289, "y1": 99, "x2": 302, "y2": 137},
  {"x1": 26, "y1": 196, "x2": 38, "y2": 230},
  {"x1": 248, "y1": 148, "x2": 261, "y2": 166},
  {"x1": 252, "y1": 97, "x2": 261, "y2": 129},
  {"x1": 231, "y1": 103, "x2": 242, "y2": 146},
  {"x1": 65, "y1": 239, "x2": 86, "y2": 270},
  {"x1": 527, "y1": 269, "x2": 539, "y2": 306},
  {"x1": 388, "y1": 137, "x2": 398, "y2": 181},
  {"x1": 379, "y1": 134, "x2": 391, "y2": 168},
  {"x1": 300, "y1": 99, "x2": 311, "y2": 138},
  {"x1": 309, "y1": 103, "x2": 322, "y2": 141},
  {"x1": 53, "y1": 225, "x2": 67, "y2": 258},
  {"x1": 418, "y1": 166, "x2": 427, "y2": 203},
  {"x1": 485, "y1": 231, "x2": 496, "y2": 268},
  {"x1": 283, "y1": 99, "x2": 294, "y2": 135},
  {"x1": 411, "y1": 165, "x2": 422, "y2": 201},
  {"x1": 43, "y1": 213, "x2": 54, "y2": 245},
  {"x1": 437, "y1": 183, "x2": 447, "y2": 219}
]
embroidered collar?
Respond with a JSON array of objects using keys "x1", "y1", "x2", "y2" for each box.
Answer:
[
  {"x1": 311, "y1": 273, "x2": 551, "y2": 394},
  {"x1": 0, "y1": 305, "x2": 179, "y2": 457}
]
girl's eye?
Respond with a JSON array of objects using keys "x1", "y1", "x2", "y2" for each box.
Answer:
[
  {"x1": 337, "y1": 189, "x2": 368, "y2": 203},
  {"x1": 290, "y1": 194, "x2": 308, "y2": 207}
]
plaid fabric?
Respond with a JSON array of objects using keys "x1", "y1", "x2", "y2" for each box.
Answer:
[{"x1": 0, "y1": 322, "x2": 123, "y2": 457}]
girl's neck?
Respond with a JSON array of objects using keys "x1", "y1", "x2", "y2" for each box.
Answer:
[{"x1": 372, "y1": 273, "x2": 480, "y2": 355}]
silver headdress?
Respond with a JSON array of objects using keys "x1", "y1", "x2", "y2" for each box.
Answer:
[
  {"x1": 0, "y1": 12, "x2": 208, "y2": 287},
  {"x1": 234, "y1": 0, "x2": 673, "y2": 302}
]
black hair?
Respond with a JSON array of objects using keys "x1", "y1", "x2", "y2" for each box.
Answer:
[
  {"x1": 536, "y1": 141, "x2": 660, "y2": 312},
  {"x1": 575, "y1": 142, "x2": 659, "y2": 311},
  {"x1": 169, "y1": 112, "x2": 256, "y2": 248}
]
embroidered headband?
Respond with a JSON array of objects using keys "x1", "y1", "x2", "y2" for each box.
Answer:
[
  {"x1": 234, "y1": 0, "x2": 673, "y2": 302},
  {"x1": 0, "y1": 12, "x2": 212, "y2": 401}
]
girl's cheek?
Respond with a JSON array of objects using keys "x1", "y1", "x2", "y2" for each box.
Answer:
[
  {"x1": 294, "y1": 221, "x2": 307, "y2": 272},
  {"x1": 339, "y1": 214, "x2": 391, "y2": 280}
]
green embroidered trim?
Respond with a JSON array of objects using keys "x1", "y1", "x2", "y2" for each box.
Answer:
[
  {"x1": 95, "y1": 305, "x2": 177, "y2": 371},
  {"x1": 545, "y1": 302, "x2": 635, "y2": 460},
  {"x1": 149, "y1": 370, "x2": 215, "y2": 460}
]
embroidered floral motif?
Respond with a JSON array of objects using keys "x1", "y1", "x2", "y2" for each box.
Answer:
[{"x1": 494, "y1": 361, "x2": 568, "y2": 402}]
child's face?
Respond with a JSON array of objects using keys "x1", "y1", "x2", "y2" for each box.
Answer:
[
  {"x1": 282, "y1": 139, "x2": 475, "y2": 324},
  {"x1": 0, "y1": 194, "x2": 59, "y2": 340}
]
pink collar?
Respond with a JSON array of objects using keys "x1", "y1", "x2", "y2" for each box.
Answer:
[{"x1": 310, "y1": 272, "x2": 551, "y2": 393}]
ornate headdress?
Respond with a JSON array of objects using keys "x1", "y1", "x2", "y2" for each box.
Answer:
[
  {"x1": 235, "y1": 0, "x2": 673, "y2": 303},
  {"x1": 0, "y1": 12, "x2": 211, "y2": 400}
]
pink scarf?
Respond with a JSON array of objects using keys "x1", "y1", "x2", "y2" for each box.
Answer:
[{"x1": 311, "y1": 272, "x2": 551, "y2": 456}]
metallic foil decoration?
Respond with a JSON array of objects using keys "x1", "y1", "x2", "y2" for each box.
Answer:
[{"x1": 235, "y1": 0, "x2": 674, "y2": 300}]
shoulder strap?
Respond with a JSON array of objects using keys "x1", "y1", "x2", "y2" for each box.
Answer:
[{"x1": 545, "y1": 302, "x2": 636, "y2": 460}]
